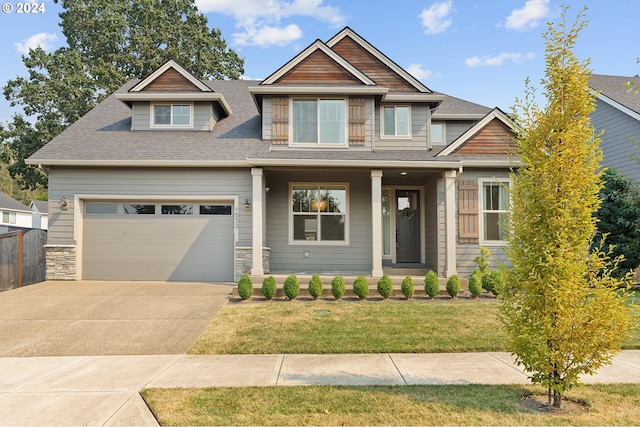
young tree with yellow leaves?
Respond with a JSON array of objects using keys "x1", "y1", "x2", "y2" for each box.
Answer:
[{"x1": 501, "y1": 6, "x2": 635, "y2": 409}]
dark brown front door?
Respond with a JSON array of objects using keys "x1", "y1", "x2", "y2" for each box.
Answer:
[{"x1": 396, "y1": 190, "x2": 420, "y2": 263}]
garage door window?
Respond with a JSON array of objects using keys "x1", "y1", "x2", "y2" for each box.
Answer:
[
  {"x1": 123, "y1": 204, "x2": 156, "y2": 214},
  {"x1": 200, "y1": 205, "x2": 232, "y2": 215},
  {"x1": 85, "y1": 203, "x2": 117, "y2": 215},
  {"x1": 161, "y1": 205, "x2": 193, "y2": 215}
]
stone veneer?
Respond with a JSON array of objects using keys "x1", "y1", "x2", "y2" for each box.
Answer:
[
  {"x1": 45, "y1": 245, "x2": 77, "y2": 280},
  {"x1": 235, "y1": 247, "x2": 271, "y2": 279}
]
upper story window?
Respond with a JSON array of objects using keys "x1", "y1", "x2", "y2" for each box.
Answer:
[
  {"x1": 292, "y1": 99, "x2": 346, "y2": 146},
  {"x1": 479, "y1": 179, "x2": 510, "y2": 244},
  {"x1": 2, "y1": 211, "x2": 16, "y2": 224},
  {"x1": 431, "y1": 122, "x2": 444, "y2": 144},
  {"x1": 382, "y1": 105, "x2": 410, "y2": 138},
  {"x1": 152, "y1": 104, "x2": 192, "y2": 127}
]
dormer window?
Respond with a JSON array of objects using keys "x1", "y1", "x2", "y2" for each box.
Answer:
[
  {"x1": 292, "y1": 98, "x2": 346, "y2": 146},
  {"x1": 382, "y1": 105, "x2": 410, "y2": 138},
  {"x1": 152, "y1": 103, "x2": 192, "y2": 127}
]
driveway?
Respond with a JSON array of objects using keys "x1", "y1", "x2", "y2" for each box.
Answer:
[{"x1": 0, "y1": 280, "x2": 233, "y2": 356}]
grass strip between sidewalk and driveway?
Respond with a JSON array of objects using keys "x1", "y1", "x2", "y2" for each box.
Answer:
[
  {"x1": 189, "y1": 297, "x2": 640, "y2": 354},
  {"x1": 141, "y1": 384, "x2": 640, "y2": 426}
]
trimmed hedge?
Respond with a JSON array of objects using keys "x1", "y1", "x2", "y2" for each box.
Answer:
[
  {"x1": 377, "y1": 275, "x2": 393, "y2": 299},
  {"x1": 261, "y1": 276, "x2": 277, "y2": 300},
  {"x1": 237, "y1": 275, "x2": 253, "y2": 300},
  {"x1": 353, "y1": 276, "x2": 369, "y2": 300},
  {"x1": 468, "y1": 270, "x2": 484, "y2": 298},
  {"x1": 331, "y1": 276, "x2": 346, "y2": 300},
  {"x1": 446, "y1": 275, "x2": 461, "y2": 298},
  {"x1": 401, "y1": 276, "x2": 415, "y2": 299},
  {"x1": 424, "y1": 271, "x2": 439, "y2": 299},
  {"x1": 283, "y1": 275, "x2": 300, "y2": 300},
  {"x1": 308, "y1": 274, "x2": 323, "y2": 300}
]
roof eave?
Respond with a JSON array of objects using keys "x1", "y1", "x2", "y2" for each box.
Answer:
[{"x1": 115, "y1": 92, "x2": 233, "y2": 116}]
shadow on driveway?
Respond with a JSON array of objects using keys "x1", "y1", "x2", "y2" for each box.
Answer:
[{"x1": 0, "y1": 281, "x2": 233, "y2": 356}]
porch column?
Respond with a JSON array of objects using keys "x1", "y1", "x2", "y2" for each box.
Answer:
[
  {"x1": 371, "y1": 170, "x2": 384, "y2": 278},
  {"x1": 444, "y1": 169, "x2": 457, "y2": 277},
  {"x1": 251, "y1": 167, "x2": 264, "y2": 276}
]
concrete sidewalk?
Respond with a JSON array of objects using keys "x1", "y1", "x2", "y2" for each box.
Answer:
[{"x1": 0, "y1": 351, "x2": 639, "y2": 426}]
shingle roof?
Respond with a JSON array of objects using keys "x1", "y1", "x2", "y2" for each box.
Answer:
[
  {"x1": 590, "y1": 74, "x2": 640, "y2": 116},
  {"x1": 28, "y1": 78, "x2": 493, "y2": 166},
  {"x1": 30, "y1": 200, "x2": 48, "y2": 214},
  {"x1": 0, "y1": 191, "x2": 30, "y2": 212}
]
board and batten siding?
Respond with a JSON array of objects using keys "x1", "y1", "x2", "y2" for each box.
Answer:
[
  {"x1": 454, "y1": 169, "x2": 510, "y2": 277},
  {"x1": 591, "y1": 98, "x2": 640, "y2": 182},
  {"x1": 266, "y1": 172, "x2": 372, "y2": 274},
  {"x1": 47, "y1": 167, "x2": 253, "y2": 246},
  {"x1": 131, "y1": 102, "x2": 213, "y2": 131}
]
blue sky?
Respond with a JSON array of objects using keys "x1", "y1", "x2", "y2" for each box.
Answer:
[{"x1": 0, "y1": 0, "x2": 639, "y2": 124}]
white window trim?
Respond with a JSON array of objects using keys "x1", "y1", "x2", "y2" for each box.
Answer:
[
  {"x1": 1, "y1": 211, "x2": 17, "y2": 224},
  {"x1": 150, "y1": 102, "x2": 194, "y2": 128},
  {"x1": 478, "y1": 178, "x2": 511, "y2": 246},
  {"x1": 288, "y1": 182, "x2": 349, "y2": 246},
  {"x1": 289, "y1": 98, "x2": 348, "y2": 147},
  {"x1": 380, "y1": 104, "x2": 411, "y2": 139},
  {"x1": 430, "y1": 121, "x2": 446, "y2": 145}
]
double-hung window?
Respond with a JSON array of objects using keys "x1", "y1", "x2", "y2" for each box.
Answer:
[
  {"x1": 480, "y1": 179, "x2": 510, "y2": 243},
  {"x1": 2, "y1": 211, "x2": 16, "y2": 224},
  {"x1": 431, "y1": 122, "x2": 444, "y2": 144},
  {"x1": 382, "y1": 105, "x2": 410, "y2": 137},
  {"x1": 152, "y1": 104, "x2": 192, "y2": 127},
  {"x1": 292, "y1": 99, "x2": 346, "y2": 145},
  {"x1": 291, "y1": 184, "x2": 347, "y2": 243}
]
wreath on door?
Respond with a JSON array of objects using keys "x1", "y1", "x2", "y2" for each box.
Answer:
[{"x1": 400, "y1": 207, "x2": 416, "y2": 222}]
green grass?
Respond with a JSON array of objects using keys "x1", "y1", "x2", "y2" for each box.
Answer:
[
  {"x1": 141, "y1": 384, "x2": 640, "y2": 426},
  {"x1": 189, "y1": 297, "x2": 640, "y2": 354}
]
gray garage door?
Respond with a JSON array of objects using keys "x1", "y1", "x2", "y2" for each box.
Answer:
[{"x1": 82, "y1": 201, "x2": 234, "y2": 281}]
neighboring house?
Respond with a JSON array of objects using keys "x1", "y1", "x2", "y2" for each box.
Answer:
[
  {"x1": 589, "y1": 74, "x2": 640, "y2": 182},
  {"x1": 0, "y1": 191, "x2": 34, "y2": 231},
  {"x1": 27, "y1": 27, "x2": 516, "y2": 282},
  {"x1": 29, "y1": 200, "x2": 49, "y2": 230}
]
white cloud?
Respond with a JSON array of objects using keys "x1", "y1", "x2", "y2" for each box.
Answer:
[
  {"x1": 505, "y1": 0, "x2": 550, "y2": 31},
  {"x1": 419, "y1": 0, "x2": 453, "y2": 35},
  {"x1": 407, "y1": 64, "x2": 433, "y2": 80},
  {"x1": 465, "y1": 52, "x2": 535, "y2": 67},
  {"x1": 196, "y1": 0, "x2": 346, "y2": 47},
  {"x1": 14, "y1": 32, "x2": 57, "y2": 54}
]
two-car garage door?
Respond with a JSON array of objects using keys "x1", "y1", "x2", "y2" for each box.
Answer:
[{"x1": 82, "y1": 201, "x2": 234, "y2": 282}]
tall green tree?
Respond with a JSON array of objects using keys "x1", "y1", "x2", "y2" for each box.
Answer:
[
  {"x1": 501, "y1": 7, "x2": 634, "y2": 409},
  {"x1": 2, "y1": 0, "x2": 244, "y2": 190}
]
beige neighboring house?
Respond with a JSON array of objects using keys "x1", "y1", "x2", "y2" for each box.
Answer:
[
  {"x1": 27, "y1": 27, "x2": 517, "y2": 282},
  {"x1": 0, "y1": 191, "x2": 34, "y2": 231}
]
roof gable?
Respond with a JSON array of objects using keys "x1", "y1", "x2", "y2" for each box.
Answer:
[
  {"x1": 0, "y1": 191, "x2": 30, "y2": 212},
  {"x1": 262, "y1": 40, "x2": 375, "y2": 86},
  {"x1": 437, "y1": 108, "x2": 517, "y2": 157},
  {"x1": 327, "y1": 27, "x2": 431, "y2": 93},
  {"x1": 590, "y1": 74, "x2": 640, "y2": 121},
  {"x1": 129, "y1": 60, "x2": 212, "y2": 93}
]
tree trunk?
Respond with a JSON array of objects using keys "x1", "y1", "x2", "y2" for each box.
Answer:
[{"x1": 553, "y1": 390, "x2": 562, "y2": 408}]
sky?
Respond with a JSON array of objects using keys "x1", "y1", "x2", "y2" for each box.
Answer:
[{"x1": 0, "y1": 0, "x2": 639, "y2": 125}]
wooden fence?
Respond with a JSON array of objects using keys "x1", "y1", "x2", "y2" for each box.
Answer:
[{"x1": 0, "y1": 229, "x2": 47, "y2": 291}]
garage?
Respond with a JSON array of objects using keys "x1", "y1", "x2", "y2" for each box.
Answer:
[{"x1": 82, "y1": 201, "x2": 235, "y2": 281}]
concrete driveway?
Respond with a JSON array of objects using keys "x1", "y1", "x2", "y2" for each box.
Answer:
[{"x1": 0, "y1": 280, "x2": 233, "y2": 356}]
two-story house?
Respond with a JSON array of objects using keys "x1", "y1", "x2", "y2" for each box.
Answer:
[{"x1": 27, "y1": 27, "x2": 515, "y2": 282}]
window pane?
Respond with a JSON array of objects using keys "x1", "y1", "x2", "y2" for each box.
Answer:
[
  {"x1": 85, "y1": 203, "x2": 117, "y2": 215},
  {"x1": 320, "y1": 186, "x2": 346, "y2": 213},
  {"x1": 200, "y1": 205, "x2": 232, "y2": 215},
  {"x1": 172, "y1": 105, "x2": 191, "y2": 125},
  {"x1": 154, "y1": 105, "x2": 171, "y2": 125},
  {"x1": 123, "y1": 204, "x2": 156, "y2": 214},
  {"x1": 396, "y1": 106, "x2": 409, "y2": 136},
  {"x1": 292, "y1": 187, "x2": 318, "y2": 213},
  {"x1": 294, "y1": 215, "x2": 317, "y2": 240},
  {"x1": 161, "y1": 205, "x2": 193, "y2": 215},
  {"x1": 484, "y1": 212, "x2": 508, "y2": 241},
  {"x1": 498, "y1": 186, "x2": 510, "y2": 210},
  {"x1": 321, "y1": 215, "x2": 345, "y2": 240},
  {"x1": 319, "y1": 99, "x2": 345, "y2": 144},
  {"x1": 431, "y1": 123, "x2": 443, "y2": 143},
  {"x1": 382, "y1": 189, "x2": 391, "y2": 256},
  {"x1": 384, "y1": 107, "x2": 395, "y2": 136},
  {"x1": 293, "y1": 100, "x2": 317, "y2": 143}
]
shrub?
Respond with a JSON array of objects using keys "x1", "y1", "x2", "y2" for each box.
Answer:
[
  {"x1": 401, "y1": 276, "x2": 415, "y2": 299},
  {"x1": 446, "y1": 275, "x2": 461, "y2": 298},
  {"x1": 261, "y1": 276, "x2": 277, "y2": 300},
  {"x1": 308, "y1": 274, "x2": 323, "y2": 300},
  {"x1": 237, "y1": 275, "x2": 253, "y2": 300},
  {"x1": 331, "y1": 276, "x2": 346, "y2": 300},
  {"x1": 353, "y1": 276, "x2": 369, "y2": 300},
  {"x1": 283, "y1": 274, "x2": 300, "y2": 300},
  {"x1": 473, "y1": 247, "x2": 492, "y2": 274},
  {"x1": 376, "y1": 275, "x2": 393, "y2": 299},
  {"x1": 468, "y1": 270, "x2": 484, "y2": 298},
  {"x1": 424, "y1": 270, "x2": 439, "y2": 298},
  {"x1": 482, "y1": 270, "x2": 505, "y2": 296}
]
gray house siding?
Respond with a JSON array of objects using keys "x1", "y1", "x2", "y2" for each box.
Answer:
[
  {"x1": 47, "y1": 167, "x2": 253, "y2": 246},
  {"x1": 131, "y1": 102, "x2": 213, "y2": 131},
  {"x1": 591, "y1": 98, "x2": 640, "y2": 182},
  {"x1": 374, "y1": 104, "x2": 429, "y2": 150},
  {"x1": 266, "y1": 171, "x2": 372, "y2": 274},
  {"x1": 445, "y1": 121, "x2": 476, "y2": 146}
]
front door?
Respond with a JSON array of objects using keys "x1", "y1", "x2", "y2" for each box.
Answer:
[{"x1": 396, "y1": 190, "x2": 420, "y2": 263}]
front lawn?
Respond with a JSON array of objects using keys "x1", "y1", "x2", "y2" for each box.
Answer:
[{"x1": 189, "y1": 295, "x2": 640, "y2": 354}]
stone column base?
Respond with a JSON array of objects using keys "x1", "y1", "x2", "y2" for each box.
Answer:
[
  {"x1": 45, "y1": 245, "x2": 77, "y2": 280},
  {"x1": 236, "y1": 247, "x2": 271, "y2": 280}
]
